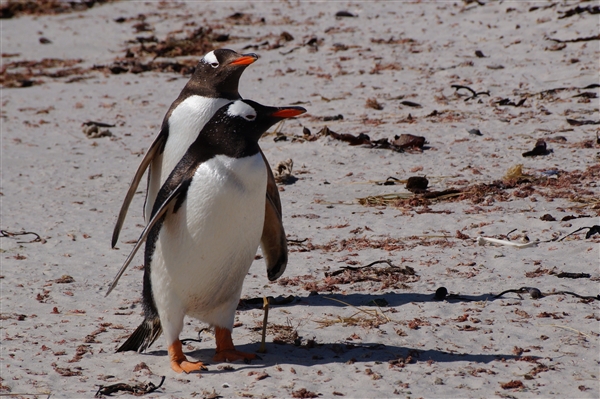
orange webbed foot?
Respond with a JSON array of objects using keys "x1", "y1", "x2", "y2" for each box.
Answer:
[
  {"x1": 168, "y1": 340, "x2": 207, "y2": 374},
  {"x1": 213, "y1": 326, "x2": 258, "y2": 363}
]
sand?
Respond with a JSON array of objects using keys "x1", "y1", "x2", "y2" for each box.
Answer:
[{"x1": 1, "y1": 0, "x2": 599, "y2": 398}]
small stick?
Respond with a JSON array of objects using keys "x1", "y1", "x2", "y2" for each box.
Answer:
[
  {"x1": 477, "y1": 236, "x2": 538, "y2": 248},
  {"x1": 0, "y1": 229, "x2": 45, "y2": 244},
  {"x1": 258, "y1": 296, "x2": 269, "y2": 354},
  {"x1": 539, "y1": 324, "x2": 592, "y2": 339},
  {"x1": 557, "y1": 226, "x2": 595, "y2": 242}
]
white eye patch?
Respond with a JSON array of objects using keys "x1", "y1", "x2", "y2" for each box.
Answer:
[
  {"x1": 227, "y1": 101, "x2": 257, "y2": 121},
  {"x1": 202, "y1": 51, "x2": 219, "y2": 68}
]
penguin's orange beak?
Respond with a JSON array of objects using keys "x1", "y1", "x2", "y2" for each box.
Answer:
[
  {"x1": 230, "y1": 53, "x2": 259, "y2": 66},
  {"x1": 271, "y1": 107, "x2": 307, "y2": 119}
]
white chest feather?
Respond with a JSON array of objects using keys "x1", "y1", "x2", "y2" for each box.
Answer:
[
  {"x1": 146, "y1": 95, "x2": 232, "y2": 219},
  {"x1": 150, "y1": 153, "x2": 267, "y2": 327}
]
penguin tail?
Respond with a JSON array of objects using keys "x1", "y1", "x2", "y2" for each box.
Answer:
[{"x1": 116, "y1": 317, "x2": 162, "y2": 353}]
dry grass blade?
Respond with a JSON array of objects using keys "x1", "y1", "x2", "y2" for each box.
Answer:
[
  {"x1": 357, "y1": 193, "x2": 413, "y2": 206},
  {"x1": 539, "y1": 324, "x2": 595, "y2": 339},
  {"x1": 316, "y1": 296, "x2": 396, "y2": 329}
]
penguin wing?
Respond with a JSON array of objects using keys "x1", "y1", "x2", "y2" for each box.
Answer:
[
  {"x1": 111, "y1": 132, "x2": 166, "y2": 248},
  {"x1": 105, "y1": 179, "x2": 189, "y2": 297},
  {"x1": 261, "y1": 149, "x2": 282, "y2": 215},
  {"x1": 261, "y1": 190, "x2": 288, "y2": 281},
  {"x1": 260, "y1": 149, "x2": 288, "y2": 281}
]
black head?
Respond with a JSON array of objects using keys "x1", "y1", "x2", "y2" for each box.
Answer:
[
  {"x1": 189, "y1": 100, "x2": 306, "y2": 159},
  {"x1": 184, "y1": 49, "x2": 259, "y2": 99},
  {"x1": 218, "y1": 99, "x2": 307, "y2": 143}
]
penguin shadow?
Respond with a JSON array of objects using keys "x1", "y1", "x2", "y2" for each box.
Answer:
[
  {"x1": 137, "y1": 292, "x2": 525, "y2": 374},
  {"x1": 167, "y1": 341, "x2": 528, "y2": 375},
  {"x1": 241, "y1": 290, "x2": 503, "y2": 311},
  {"x1": 162, "y1": 291, "x2": 527, "y2": 373}
]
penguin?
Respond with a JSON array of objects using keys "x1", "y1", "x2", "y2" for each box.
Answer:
[
  {"x1": 112, "y1": 48, "x2": 288, "y2": 283},
  {"x1": 107, "y1": 100, "x2": 306, "y2": 373}
]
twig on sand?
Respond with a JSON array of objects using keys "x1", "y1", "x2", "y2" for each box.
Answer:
[
  {"x1": 539, "y1": 324, "x2": 593, "y2": 339},
  {"x1": 451, "y1": 84, "x2": 490, "y2": 101},
  {"x1": 557, "y1": 225, "x2": 600, "y2": 241},
  {"x1": 477, "y1": 236, "x2": 539, "y2": 248},
  {"x1": 493, "y1": 286, "x2": 599, "y2": 301},
  {"x1": 258, "y1": 297, "x2": 270, "y2": 354},
  {"x1": 0, "y1": 229, "x2": 46, "y2": 244}
]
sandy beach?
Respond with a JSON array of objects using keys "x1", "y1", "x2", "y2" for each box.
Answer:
[{"x1": 1, "y1": 1, "x2": 599, "y2": 397}]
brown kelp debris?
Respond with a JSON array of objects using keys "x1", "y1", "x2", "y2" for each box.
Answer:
[
  {"x1": 496, "y1": 97, "x2": 527, "y2": 107},
  {"x1": 566, "y1": 118, "x2": 600, "y2": 126},
  {"x1": 366, "y1": 97, "x2": 384, "y2": 110},
  {"x1": 451, "y1": 84, "x2": 490, "y2": 101},
  {"x1": 0, "y1": 0, "x2": 115, "y2": 19},
  {"x1": 95, "y1": 376, "x2": 165, "y2": 397},
  {"x1": 405, "y1": 176, "x2": 428, "y2": 193},
  {"x1": 500, "y1": 380, "x2": 524, "y2": 390},
  {"x1": 522, "y1": 139, "x2": 552, "y2": 157},
  {"x1": 0, "y1": 229, "x2": 45, "y2": 243},
  {"x1": 278, "y1": 258, "x2": 418, "y2": 292},
  {"x1": 322, "y1": 127, "x2": 427, "y2": 152},
  {"x1": 125, "y1": 27, "x2": 216, "y2": 59},
  {"x1": 324, "y1": 260, "x2": 418, "y2": 290},
  {"x1": 1, "y1": 58, "x2": 87, "y2": 88},
  {"x1": 273, "y1": 159, "x2": 295, "y2": 184},
  {"x1": 558, "y1": 4, "x2": 600, "y2": 19},
  {"x1": 360, "y1": 164, "x2": 600, "y2": 212},
  {"x1": 493, "y1": 286, "x2": 599, "y2": 301},
  {"x1": 93, "y1": 26, "x2": 226, "y2": 75}
]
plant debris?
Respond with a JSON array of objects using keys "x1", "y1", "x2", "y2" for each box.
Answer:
[
  {"x1": 274, "y1": 159, "x2": 295, "y2": 184},
  {"x1": 95, "y1": 376, "x2": 165, "y2": 397},
  {"x1": 0, "y1": 0, "x2": 115, "y2": 19},
  {"x1": 0, "y1": 229, "x2": 46, "y2": 243},
  {"x1": 493, "y1": 287, "x2": 599, "y2": 301},
  {"x1": 496, "y1": 97, "x2": 527, "y2": 107},
  {"x1": 451, "y1": 84, "x2": 490, "y2": 101},
  {"x1": 405, "y1": 176, "x2": 429, "y2": 193}
]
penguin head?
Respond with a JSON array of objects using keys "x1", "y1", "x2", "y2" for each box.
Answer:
[
  {"x1": 223, "y1": 99, "x2": 306, "y2": 142},
  {"x1": 190, "y1": 49, "x2": 259, "y2": 98}
]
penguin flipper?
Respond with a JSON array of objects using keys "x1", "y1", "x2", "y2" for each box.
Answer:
[
  {"x1": 111, "y1": 133, "x2": 166, "y2": 248},
  {"x1": 259, "y1": 150, "x2": 287, "y2": 281},
  {"x1": 116, "y1": 316, "x2": 163, "y2": 353},
  {"x1": 106, "y1": 180, "x2": 189, "y2": 297},
  {"x1": 261, "y1": 191, "x2": 288, "y2": 281},
  {"x1": 261, "y1": 149, "x2": 282, "y2": 215}
]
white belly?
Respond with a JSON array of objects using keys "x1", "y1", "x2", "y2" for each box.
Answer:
[
  {"x1": 150, "y1": 153, "x2": 267, "y2": 328},
  {"x1": 145, "y1": 96, "x2": 233, "y2": 220}
]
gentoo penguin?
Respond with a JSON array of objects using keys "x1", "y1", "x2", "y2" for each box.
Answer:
[
  {"x1": 108, "y1": 100, "x2": 306, "y2": 373},
  {"x1": 112, "y1": 48, "x2": 288, "y2": 282}
]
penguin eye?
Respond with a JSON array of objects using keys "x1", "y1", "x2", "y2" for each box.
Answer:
[
  {"x1": 210, "y1": 62, "x2": 219, "y2": 68},
  {"x1": 245, "y1": 114, "x2": 256, "y2": 121}
]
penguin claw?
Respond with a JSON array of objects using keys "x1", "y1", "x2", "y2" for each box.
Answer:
[
  {"x1": 168, "y1": 340, "x2": 206, "y2": 373},
  {"x1": 171, "y1": 359, "x2": 207, "y2": 374}
]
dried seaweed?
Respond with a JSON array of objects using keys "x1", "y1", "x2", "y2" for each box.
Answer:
[
  {"x1": 0, "y1": 0, "x2": 114, "y2": 19},
  {"x1": 451, "y1": 84, "x2": 490, "y2": 101},
  {"x1": 522, "y1": 139, "x2": 552, "y2": 157},
  {"x1": 547, "y1": 34, "x2": 600, "y2": 43},
  {"x1": 558, "y1": 5, "x2": 600, "y2": 19},
  {"x1": 493, "y1": 287, "x2": 599, "y2": 301},
  {"x1": 0, "y1": 229, "x2": 45, "y2": 243},
  {"x1": 95, "y1": 376, "x2": 165, "y2": 397},
  {"x1": 1, "y1": 58, "x2": 87, "y2": 88}
]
